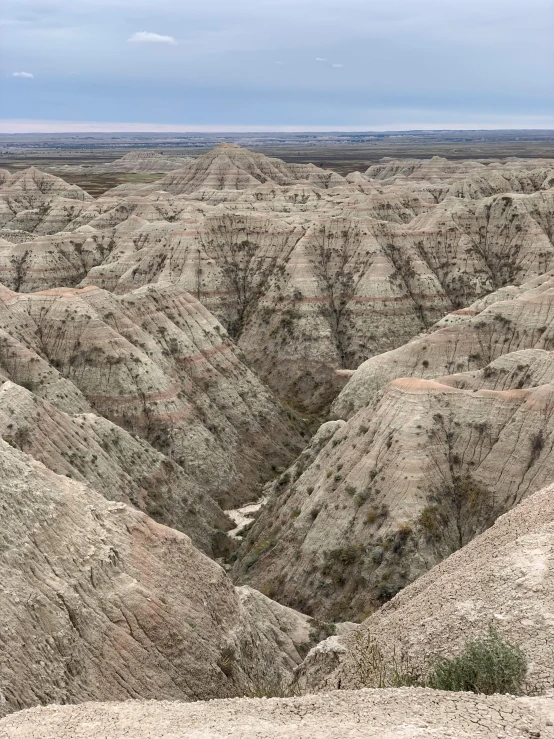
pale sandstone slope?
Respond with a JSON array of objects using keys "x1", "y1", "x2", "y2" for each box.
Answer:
[
  {"x1": 334, "y1": 269, "x2": 554, "y2": 418},
  {"x1": 51, "y1": 150, "x2": 193, "y2": 175},
  {"x1": 364, "y1": 154, "x2": 554, "y2": 183},
  {"x1": 0, "y1": 283, "x2": 304, "y2": 507},
  {"x1": 0, "y1": 440, "x2": 314, "y2": 719},
  {"x1": 0, "y1": 154, "x2": 552, "y2": 411},
  {"x1": 0, "y1": 167, "x2": 92, "y2": 204},
  {"x1": 103, "y1": 142, "x2": 345, "y2": 197},
  {"x1": 233, "y1": 264, "x2": 554, "y2": 619},
  {"x1": 2, "y1": 690, "x2": 552, "y2": 739},
  {"x1": 235, "y1": 374, "x2": 554, "y2": 620},
  {"x1": 0, "y1": 168, "x2": 93, "y2": 237},
  {"x1": 296, "y1": 481, "x2": 554, "y2": 695},
  {"x1": 0, "y1": 380, "x2": 229, "y2": 555},
  {"x1": 76, "y1": 189, "x2": 553, "y2": 410}
]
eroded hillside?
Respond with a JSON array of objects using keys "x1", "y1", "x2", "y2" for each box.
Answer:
[
  {"x1": 1, "y1": 146, "x2": 552, "y2": 412},
  {"x1": 295, "y1": 480, "x2": 554, "y2": 694},
  {"x1": 234, "y1": 269, "x2": 554, "y2": 620},
  {"x1": 3, "y1": 146, "x2": 554, "y2": 726},
  {"x1": 0, "y1": 440, "x2": 315, "y2": 718},
  {"x1": 0, "y1": 281, "x2": 305, "y2": 515}
]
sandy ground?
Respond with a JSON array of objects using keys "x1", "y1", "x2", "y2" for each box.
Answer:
[
  {"x1": 225, "y1": 497, "x2": 266, "y2": 538},
  {"x1": 1, "y1": 688, "x2": 553, "y2": 739}
]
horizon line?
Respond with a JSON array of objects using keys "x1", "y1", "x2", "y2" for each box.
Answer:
[{"x1": 1, "y1": 120, "x2": 554, "y2": 135}]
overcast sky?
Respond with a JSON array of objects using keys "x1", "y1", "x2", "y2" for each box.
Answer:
[{"x1": 1, "y1": 0, "x2": 553, "y2": 131}]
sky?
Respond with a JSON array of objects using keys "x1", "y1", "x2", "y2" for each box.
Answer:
[{"x1": 1, "y1": 0, "x2": 553, "y2": 132}]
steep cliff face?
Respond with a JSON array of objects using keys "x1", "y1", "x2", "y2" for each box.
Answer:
[
  {"x1": 0, "y1": 440, "x2": 314, "y2": 719},
  {"x1": 234, "y1": 268, "x2": 554, "y2": 621},
  {"x1": 72, "y1": 190, "x2": 552, "y2": 411},
  {"x1": 0, "y1": 283, "x2": 304, "y2": 508},
  {"x1": 3, "y1": 147, "x2": 554, "y2": 726},
  {"x1": 295, "y1": 481, "x2": 554, "y2": 696}
]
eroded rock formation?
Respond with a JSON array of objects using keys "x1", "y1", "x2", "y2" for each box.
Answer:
[
  {"x1": 0, "y1": 283, "x2": 304, "y2": 509},
  {"x1": 295, "y1": 481, "x2": 554, "y2": 695},
  {"x1": 0, "y1": 149, "x2": 551, "y2": 411},
  {"x1": 0, "y1": 440, "x2": 314, "y2": 718}
]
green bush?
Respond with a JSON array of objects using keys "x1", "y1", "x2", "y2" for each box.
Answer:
[
  {"x1": 352, "y1": 627, "x2": 527, "y2": 695},
  {"x1": 426, "y1": 628, "x2": 527, "y2": 695}
]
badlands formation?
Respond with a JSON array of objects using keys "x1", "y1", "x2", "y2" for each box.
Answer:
[
  {"x1": 2, "y1": 144, "x2": 554, "y2": 735},
  {"x1": 294, "y1": 480, "x2": 554, "y2": 694},
  {"x1": 1, "y1": 145, "x2": 553, "y2": 410},
  {"x1": 49, "y1": 150, "x2": 194, "y2": 175}
]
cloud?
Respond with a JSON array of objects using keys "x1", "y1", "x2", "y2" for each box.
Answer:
[
  {"x1": 332, "y1": 63, "x2": 343, "y2": 68},
  {"x1": 275, "y1": 60, "x2": 284, "y2": 65},
  {"x1": 12, "y1": 71, "x2": 34, "y2": 78},
  {"x1": 127, "y1": 31, "x2": 177, "y2": 45},
  {"x1": 3, "y1": 0, "x2": 552, "y2": 127}
]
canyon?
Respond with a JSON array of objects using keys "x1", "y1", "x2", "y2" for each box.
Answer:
[{"x1": 2, "y1": 143, "x2": 554, "y2": 736}]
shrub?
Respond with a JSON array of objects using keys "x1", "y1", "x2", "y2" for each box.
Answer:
[
  {"x1": 327, "y1": 546, "x2": 359, "y2": 565},
  {"x1": 426, "y1": 628, "x2": 527, "y2": 695},
  {"x1": 529, "y1": 430, "x2": 545, "y2": 464},
  {"x1": 276, "y1": 472, "x2": 290, "y2": 489},
  {"x1": 352, "y1": 627, "x2": 527, "y2": 695},
  {"x1": 419, "y1": 475, "x2": 499, "y2": 557},
  {"x1": 217, "y1": 645, "x2": 236, "y2": 677},
  {"x1": 376, "y1": 580, "x2": 402, "y2": 602}
]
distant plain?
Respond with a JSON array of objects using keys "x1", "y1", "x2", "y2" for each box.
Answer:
[{"x1": 2, "y1": 129, "x2": 554, "y2": 195}]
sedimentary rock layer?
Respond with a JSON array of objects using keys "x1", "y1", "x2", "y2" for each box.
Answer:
[
  {"x1": 0, "y1": 150, "x2": 552, "y2": 411},
  {"x1": 0, "y1": 440, "x2": 313, "y2": 719},
  {"x1": 0, "y1": 282, "x2": 304, "y2": 508},
  {"x1": 296, "y1": 481, "x2": 554, "y2": 695}
]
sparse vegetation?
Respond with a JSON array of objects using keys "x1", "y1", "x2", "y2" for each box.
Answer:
[
  {"x1": 352, "y1": 627, "x2": 527, "y2": 695},
  {"x1": 217, "y1": 645, "x2": 236, "y2": 677},
  {"x1": 426, "y1": 628, "x2": 527, "y2": 695},
  {"x1": 419, "y1": 474, "x2": 500, "y2": 558}
]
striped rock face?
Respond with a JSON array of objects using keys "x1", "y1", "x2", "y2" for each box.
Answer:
[
  {"x1": 0, "y1": 148, "x2": 552, "y2": 412},
  {"x1": 2, "y1": 146, "x2": 554, "y2": 720},
  {"x1": 234, "y1": 269, "x2": 554, "y2": 621},
  {"x1": 0, "y1": 283, "x2": 305, "y2": 514},
  {"x1": 234, "y1": 371, "x2": 554, "y2": 620},
  {"x1": 295, "y1": 481, "x2": 554, "y2": 696},
  {"x1": 0, "y1": 440, "x2": 313, "y2": 718}
]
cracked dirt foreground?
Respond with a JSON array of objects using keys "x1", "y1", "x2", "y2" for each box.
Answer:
[{"x1": 1, "y1": 689, "x2": 553, "y2": 739}]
